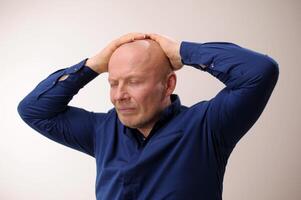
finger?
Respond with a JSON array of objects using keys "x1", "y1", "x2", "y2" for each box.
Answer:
[
  {"x1": 133, "y1": 33, "x2": 148, "y2": 40},
  {"x1": 147, "y1": 33, "x2": 176, "y2": 44},
  {"x1": 146, "y1": 33, "x2": 161, "y2": 42},
  {"x1": 124, "y1": 33, "x2": 146, "y2": 41},
  {"x1": 116, "y1": 33, "x2": 147, "y2": 46}
]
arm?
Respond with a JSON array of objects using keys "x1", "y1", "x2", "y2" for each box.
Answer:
[
  {"x1": 180, "y1": 41, "x2": 279, "y2": 156},
  {"x1": 17, "y1": 33, "x2": 147, "y2": 157},
  {"x1": 147, "y1": 34, "x2": 279, "y2": 157},
  {"x1": 17, "y1": 59, "x2": 102, "y2": 157}
]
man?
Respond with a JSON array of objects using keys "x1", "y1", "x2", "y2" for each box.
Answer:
[{"x1": 18, "y1": 33, "x2": 279, "y2": 199}]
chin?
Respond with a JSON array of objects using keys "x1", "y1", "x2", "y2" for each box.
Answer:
[
  {"x1": 119, "y1": 117, "x2": 138, "y2": 128},
  {"x1": 123, "y1": 122, "x2": 140, "y2": 129},
  {"x1": 118, "y1": 114, "x2": 153, "y2": 129}
]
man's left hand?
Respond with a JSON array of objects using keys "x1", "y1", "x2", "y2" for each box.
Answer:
[{"x1": 146, "y1": 33, "x2": 183, "y2": 71}]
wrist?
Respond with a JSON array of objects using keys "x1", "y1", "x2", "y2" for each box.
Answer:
[{"x1": 85, "y1": 57, "x2": 107, "y2": 74}]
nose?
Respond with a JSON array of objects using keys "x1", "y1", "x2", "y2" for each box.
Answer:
[{"x1": 114, "y1": 84, "x2": 130, "y2": 102}]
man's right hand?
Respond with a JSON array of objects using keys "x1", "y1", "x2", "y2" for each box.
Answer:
[{"x1": 85, "y1": 33, "x2": 147, "y2": 74}]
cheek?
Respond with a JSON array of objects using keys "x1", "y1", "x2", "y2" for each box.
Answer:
[
  {"x1": 109, "y1": 89, "x2": 115, "y2": 104},
  {"x1": 130, "y1": 90, "x2": 146, "y2": 105},
  {"x1": 134, "y1": 85, "x2": 164, "y2": 111},
  {"x1": 128, "y1": 88, "x2": 148, "y2": 108}
]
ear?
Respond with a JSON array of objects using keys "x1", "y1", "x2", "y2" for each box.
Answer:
[{"x1": 165, "y1": 72, "x2": 177, "y2": 97}]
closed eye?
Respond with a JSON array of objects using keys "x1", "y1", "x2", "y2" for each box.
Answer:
[
  {"x1": 128, "y1": 80, "x2": 140, "y2": 84},
  {"x1": 109, "y1": 81, "x2": 118, "y2": 88}
]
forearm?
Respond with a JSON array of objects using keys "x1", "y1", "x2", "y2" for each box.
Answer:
[
  {"x1": 17, "y1": 58, "x2": 99, "y2": 120},
  {"x1": 180, "y1": 41, "x2": 279, "y2": 90}
]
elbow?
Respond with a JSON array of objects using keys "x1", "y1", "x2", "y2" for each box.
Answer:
[
  {"x1": 265, "y1": 55, "x2": 279, "y2": 77},
  {"x1": 17, "y1": 97, "x2": 30, "y2": 120},
  {"x1": 257, "y1": 55, "x2": 279, "y2": 86},
  {"x1": 17, "y1": 99, "x2": 26, "y2": 119}
]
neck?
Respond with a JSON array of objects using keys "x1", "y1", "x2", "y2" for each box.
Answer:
[{"x1": 138, "y1": 127, "x2": 153, "y2": 138}]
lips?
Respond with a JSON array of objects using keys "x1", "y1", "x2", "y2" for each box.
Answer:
[{"x1": 117, "y1": 107, "x2": 136, "y2": 114}]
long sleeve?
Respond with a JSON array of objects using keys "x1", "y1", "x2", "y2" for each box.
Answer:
[
  {"x1": 17, "y1": 58, "x2": 104, "y2": 157},
  {"x1": 180, "y1": 41, "x2": 279, "y2": 157}
]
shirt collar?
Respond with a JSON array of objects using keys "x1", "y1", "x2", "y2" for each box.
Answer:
[{"x1": 155, "y1": 94, "x2": 182, "y2": 127}]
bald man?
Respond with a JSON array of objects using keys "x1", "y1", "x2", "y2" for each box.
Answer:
[
  {"x1": 108, "y1": 39, "x2": 175, "y2": 137},
  {"x1": 18, "y1": 33, "x2": 279, "y2": 200}
]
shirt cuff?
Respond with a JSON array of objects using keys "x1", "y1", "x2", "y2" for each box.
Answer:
[
  {"x1": 35, "y1": 58, "x2": 99, "y2": 99},
  {"x1": 180, "y1": 41, "x2": 209, "y2": 71}
]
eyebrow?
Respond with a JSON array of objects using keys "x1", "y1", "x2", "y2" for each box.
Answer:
[{"x1": 108, "y1": 74, "x2": 145, "y2": 82}]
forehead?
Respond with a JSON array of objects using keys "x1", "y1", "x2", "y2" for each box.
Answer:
[
  {"x1": 108, "y1": 65, "x2": 151, "y2": 81},
  {"x1": 108, "y1": 65, "x2": 156, "y2": 83},
  {"x1": 108, "y1": 44, "x2": 156, "y2": 80}
]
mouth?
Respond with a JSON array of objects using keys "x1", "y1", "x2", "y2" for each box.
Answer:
[{"x1": 117, "y1": 107, "x2": 136, "y2": 114}]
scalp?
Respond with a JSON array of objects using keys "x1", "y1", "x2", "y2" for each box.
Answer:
[{"x1": 109, "y1": 39, "x2": 173, "y2": 81}]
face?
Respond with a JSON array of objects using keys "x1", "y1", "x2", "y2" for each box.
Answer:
[{"x1": 108, "y1": 40, "x2": 174, "y2": 131}]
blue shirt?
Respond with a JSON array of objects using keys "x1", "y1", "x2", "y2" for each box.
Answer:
[{"x1": 17, "y1": 41, "x2": 279, "y2": 200}]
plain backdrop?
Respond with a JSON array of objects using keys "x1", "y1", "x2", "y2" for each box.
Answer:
[{"x1": 1, "y1": 0, "x2": 300, "y2": 199}]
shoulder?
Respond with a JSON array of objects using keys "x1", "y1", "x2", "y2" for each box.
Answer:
[
  {"x1": 91, "y1": 108, "x2": 118, "y2": 126},
  {"x1": 183, "y1": 100, "x2": 210, "y2": 115},
  {"x1": 174, "y1": 100, "x2": 210, "y2": 124}
]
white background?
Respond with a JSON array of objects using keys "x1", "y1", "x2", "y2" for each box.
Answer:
[{"x1": 1, "y1": 0, "x2": 300, "y2": 199}]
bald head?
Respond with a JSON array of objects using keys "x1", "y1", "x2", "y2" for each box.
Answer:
[{"x1": 108, "y1": 39, "x2": 173, "y2": 81}]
